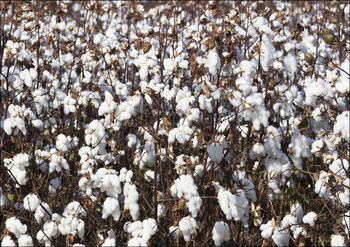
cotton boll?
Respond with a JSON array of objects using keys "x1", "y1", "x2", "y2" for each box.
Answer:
[
  {"x1": 260, "y1": 220, "x2": 275, "y2": 239},
  {"x1": 330, "y1": 234, "x2": 345, "y2": 247},
  {"x1": 290, "y1": 202, "x2": 303, "y2": 224},
  {"x1": 217, "y1": 189, "x2": 249, "y2": 227},
  {"x1": 124, "y1": 182, "x2": 140, "y2": 221},
  {"x1": 186, "y1": 196, "x2": 202, "y2": 217},
  {"x1": 32, "y1": 119, "x2": 44, "y2": 130},
  {"x1": 206, "y1": 49, "x2": 221, "y2": 76},
  {"x1": 212, "y1": 221, "x2": 230, "y2": 246},
  {"x1": 178, "y1": 216, "x2": 198, "y2": 242},
  {"x1": 207, "y1": 142, "x2": 223, "y2": 164},
  {"x1": 271, "y1": 224, "x2": 290, "y2": 247},
  {"x1": 56, "y1": 134, "x2": 70, "y2": 153},
  {"x1": 169, "y1": 226, "x2": 180, "y2": 240},
  {"x1": 72, "y1": 244, "x2": 86, "y2": 247},
  {"x1": 1, "y1": 236, "x2": 16, "y2": 247},
  {"x1": 102, "y1": 197, "x2": 121, "y2": 221},
  {"x1": 6, "y1": 217, "x2": 27, "y2": 238},
  {"x1": 23, "y1": 193, "x2": 41, "y2": 212},
  {"x1": 34, "y1": 202, "x2": 52, "y2": 224},
  {"x1": 0, "y1": 187, "x2": 9, "y2": 208},
  {"x1": 142, "y1": 218, "x2": 157, "y2": 241},
  {"x1": 127, "y1": 237, "x2": 147, "y2": 247},
  {"x1": 342, "y1": 210, "x2": 350, "y2": 237},
  {"x1": 314, "y1": 171, "x2": 331, "y2": 199},
  {"x1": 249, "y1": 143, "x2": 266, "y2": 159},
  {"x1": 303, "y1": 211, "x2": 317, "y2": 227},
  {"x1": 18, "y1": 234, "x2": 33, "y2": 247},
  {"x1": 102, "y1": 237, "x2": 116, "y2": 247},
  {"x1": 241, "y1": 178, "x2": 257, "y2": 202},
  {"x1": 100, "y1": 172, "x2": 122, "y2": 198},
  {"x1": 329, "y1": 159, "x2": 349, "y2": 178},
  {"x1": 334, "y1": 111, "x2": 350, "y2": 142}
]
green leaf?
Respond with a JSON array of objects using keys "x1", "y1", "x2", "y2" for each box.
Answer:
[
  {"x1": 7, "y1": 193, "x2": 18, "y2": 201},
  {"x1": 68, "y1": 153, "x2": 75, "y2": 161}
]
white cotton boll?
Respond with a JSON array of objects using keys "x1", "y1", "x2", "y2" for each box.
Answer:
[
  {"x1": 283, "y1": 51, "x2": 298, "y2": 80},
  {"x1": 217, "y1": 189, "x2": 249, "y2": 227},
  {"x1": 0, "y1": 187, "x2": 9, "y2": 208},
  {"x1": 13, "y1": 117, "x2": 27, "y2": 135},
  {"x1": 34, "y1": 202, "x2": 52, "y2": 224},
  {"x1": 6, "y1": 217, "x2": 27, "y2": 238},
  {"x1": 127, "y1": 237, "x2": 147, "y2": 247},
  {"x1": 212, "y1": 221, "x2": 230, "y2": 246},
  {"x1": 164, "y1": 58, "x2": 175, "y2": 72},
  {"x1": 271, "y1": 224, "x2": 289, "y2": 247},
  {"x1": 314, "y1": 171, "x2": 331, "y2": 199},
  {"x1": 102, "y1": 237, "x2": 116, "y2": 247},
  {"x1": 334, "y1": 111, "x2": 350, "y2": 142},
  {"x1": 290, "y1": 202, "x2": 303, "y2": 223},
  {"x1": 206, "y1": 49, "x2": 221, "y2": 76},
  {"x1": 343, "y1": 210, "x2": 350, "y2": 237},
  {"x1": 124, "y1": 183, "x2": 140, "y2": 221},
  {"x1": 3, "y1": 118, "x2": 14, "y2": 135},
  {"x1": 207, "y1": 142, "x2": 223, "y2": 164},
  {"x1": 261, "y1": 35, "x2": 275, "y2": 72},
  {"x1": 186, "y1": 196, "x2": 202, "y2": 217},
  {"x1": 260, "y1": 220, "x2": 275, "y2": 239},
  {"x1": 331, "y1": 234, "x2": 345, "y2": 247},
  {"x1": 303, "y1": 211, "x2": 317, "y2": 227},
  {"x1": 32, "y1": 119, "x2": 44, "y2": 130},
  {"x1": 178, "y1": 216, "x2": 198, "y2": 242},
  {"x1": 169, "y1": 226, "x2": 179, "y2": 240},
  {"x1": 56, "y1": 134, "x2": 70, "y2": 153},
  {"x1": 18, "y1": 234, "x2": 33, "y2": 247},
  {"x1": 124, "y1": 221, "x2": 143, "y2": 238},
  {"x1": 329, "y1": 159, "x2": 349, "y2": 178},
  {"x1": 241, "y1": 178, "x2": 257, "y2": 202},
  {"x1": 101, "y1": 172, "x2": 122, "y2": 198},
  {"x1": 144, "y1": 170, "x2": 155, "y2": 182},
  {"x1": 102, "y1": 197, "x2": 121, "y2": 221},
  {"x1": 23, "y1": 193, "x2": 41, "y2": 212},
  {"x1": 249, "y1": 143, "x2": 266, "y2": 159},
  {"x1": 142, "y1": 218, "x2": 157, "y2": 241},
  {"x1": 72, "y1": 244, "x2": 86, "y2": 247},
  {"x1": 1, "y1": 236, "x2": 16, "y2": 247},
  {"x1": 311, "y1": 139, "x2": 324, "y2": 153}
]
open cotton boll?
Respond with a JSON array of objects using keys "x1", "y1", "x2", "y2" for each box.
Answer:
[
  {"x1": 6, "y1": 217, "x2": 27, "y2": 238},
  {"x1": 72, "y1": 244, "x2": 86, "y2": 247},
  {"x1": 314, "y1": 171, "x2": 331, "y2": 199},
  {"x1": 123, "y1": 182, "x2": 140, "y2": 221},
  {"x1": 249, "y1": 143, "x2": 266, "y2": 159},
  {"x1": 100, "y1": 172, "x2": 122, "y2": 198},
  {"x1": 102, "y1": 237, "x2": 116, "y2": 247},
  {"x1": 102, "y1": 197, "x2": 121, "y2": 221},
  {"x1": 206, "y1": 49, "x2": 221, "y2": 76},
  {"x1": 331, "y1": 234, "x2": 345, "y2": 247},
  {"x1": 23, "y1": 193, "x2": 41, "y2": 212},
  {"x1": 127, "y1": 237, "x2": 147, "y2": 247},
  {"x1": 34, "y1": 202, "x2": 52, "y2": 224},
  {"x1": 212, "y1": 221, "x2": 230, "y2": 246},
  {"x1": 218, "y1": 189, "x2": 249, "y2": 227},
  {"x1": 343, "y1": 210, "x2": 350, "y2": 237},
  {"x1": 241, "y1": 178, "x2": 257, "y2": 202},
  {"x1": 18, "y1": 234, "x2": 33, "y2": 247},
  {"x1": 333, "y1": 111, "x2": 350, "y2": 142},
  {"x1": 1, "y1": 236, "x2": 16, "y2": 247},
  {"x1": 0, "y1": 187, "x2": 9, "y2": 208},
  {"x1": 169, "y1": 226, "x2": 180, "y2": 240},
  {"x1": 56, "y1": 134, "x2": 70, "y2": 153},
  {"x1": 271, "y1": 224, "x2": 290, "y2": 247},
  {"x1": 303, "y1": 211, "x2": 317, "y2": 227},
  {"x1": 36, "y1": 220, "x2": 59, "y2": 245},
  {"x1": 207, "y1": 142, "x2": 223, "y2": 164},
  {"x1": 186, "y1": 196, "x2": 202, "y2": 217},
  {"x1": 290, "y1": 202, "x2": 304, "y2": 224},
  {"x1": 179, "y1": 216, "x2": 198, "y2": 242},
  {"x1": 329, "y1": 159, "x2": 349, "y2": 178},
  {"x1": 170, "y1": 174, "x2": 200, "y2": 200},
  {"x1": 260, "y1": 220, "x2": 275, "y2": 239}
]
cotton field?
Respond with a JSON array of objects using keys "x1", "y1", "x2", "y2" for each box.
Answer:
[{"x1": 1, "y1": 1, "x2": 349, "y2": 246}]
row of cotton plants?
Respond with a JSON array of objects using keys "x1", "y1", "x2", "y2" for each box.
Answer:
[{"x1": 1, "y1": 1, "x2": 349, "y2": 246}]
